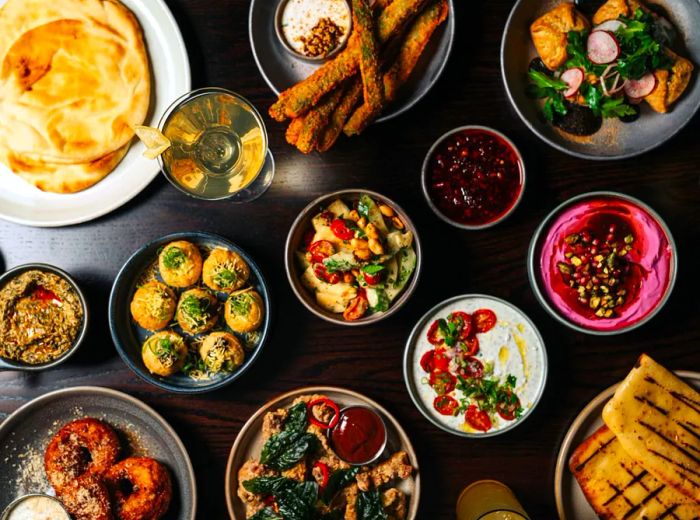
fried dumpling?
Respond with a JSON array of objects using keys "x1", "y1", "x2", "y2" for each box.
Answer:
[{"x1": 530, "y1": 3, "x2": 589, "y2": 70}]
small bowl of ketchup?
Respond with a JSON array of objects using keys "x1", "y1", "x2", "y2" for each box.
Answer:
[
  {"x1": 421, "y1": 126, "x2": 525, "y2": 230},
  {"x1": 329, "y1": 405, "x2": 388, "y2": 465}
]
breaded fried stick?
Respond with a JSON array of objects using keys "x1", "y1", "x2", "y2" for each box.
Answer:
[
  {"x1": 344, "y1": 0, "x2": 448, "y2": 135},
  {"x1": 317, "y1": 78, "x2": 363, "y2": 152},
  {"x1": 269, "y1": 0, "x2": 429, "y2": 121},
  {"x1": 296, "y1": 89, "x2": 345, "y2": 154},
  {"x1": 352, "y1": 0, "x2": 385, "y2": 117}
]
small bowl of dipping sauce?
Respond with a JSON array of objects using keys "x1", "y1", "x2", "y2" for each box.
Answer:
[
  {"x1": 421, "y1": 126, "x2": 525, "y2": 230},
  {"x1": 1, "y1": 494, "x2": 70, "y2": 520},
  {"x1": 328, "y1": 405, "x2": 388, "y2": 465},
  {"x1": 275, "y1": 0, "x2": 352, "y2": 61}
]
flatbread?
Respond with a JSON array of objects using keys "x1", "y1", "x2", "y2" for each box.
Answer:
[
  {"x1": 570, "y1": 425, "x2": 700, "y2": 519},
  {"x1": 3, "y1": 145, "x2": 129, "y2": 194},
  {"x1": 602, "y1": 354, "x2": 700, "y2": 502}
]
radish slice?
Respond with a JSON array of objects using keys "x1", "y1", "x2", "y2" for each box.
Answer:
[
  {"x1": 624, "y1": 73, "x2": 657, "y2": 98},
  {"x1": 594, "y1": 20, "x2": 626, "y2": 33},
  {"x1": 561, "y1": 68, "x2": 584, "y2": 98},
  {"x1": 587, "y1": 31, "x2": 620, "y2": 64}
]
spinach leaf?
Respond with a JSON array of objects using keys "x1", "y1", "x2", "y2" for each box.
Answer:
[
  {"x1": 242, "y1": 476, "x2": 289, "y2": 495},
  {"x1": 321, "y1": 467, "x2": 360, "y2": 503},
  {"x1": 249, "y1": 508, "x2": 283, "y2": 520},
  {"x1": 276, "y1": 480, "x2": 318, "y2": 520},
  {"x1": 260, "y1": 430, "x2": 319, "y2": 471},
  {"x1": 284, "y1": 402, "x2": 308, "y2": 433},
  {"x1": 356, "y1": 490, "x2": 388, "y2": 520}
]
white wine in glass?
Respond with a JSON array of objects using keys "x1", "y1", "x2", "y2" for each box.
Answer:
[{"x1": 457, "y1": 480, "x2": 530, "y2": 520}]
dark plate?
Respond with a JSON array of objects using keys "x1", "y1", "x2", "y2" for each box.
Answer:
[
  {"x1": 501, "y1": 0, "x2": 700, "y2": 160},
  {"x1": 109, "y1": 231, "x2": 271, "y2": 394},
  {"x1": 249, "y1": 0, "x2": 455, "y2": 123},
  {"x1": 0, "y1": 386, "x2": 196, "y2": 519}
]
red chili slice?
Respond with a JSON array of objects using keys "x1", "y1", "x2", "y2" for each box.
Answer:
[
  {"x1": 496, "y1": 390, "x2": 521, "y2": 421},
  {"x1": 429, "y1": 370, "x2": 456, "y2": 395},
  {"x1": 473, "y1": 309, "x2": 497, "y2": 333},
  {"x1": 465, "y1": 405, "x2": 492, "y2": 432},
  {"x1": 330, "y1": 219, "x2": 355, "y2": 240},
  {"x1": 313, "y1": 263, "x2": 340, "y2": 284},
  {"x1": 308, "y1": 240, "x2": 335, "y2": 263},
  {"x1": 307, "y1": 397, "x2": 340, "y2": 429},
  {"x1": 460, "y1": 336, "x2": 480, "y2": 357},
  {"x1": 313, "y1": 461, "x2": 330, "y2": 489},
  {"x1": 427, "y1": 320, "x2": 445, "y2": 345},
  {"x1": 447, "y1": 311, "x2": 473, "y2": 339},
  {"x1": 34, "y1": 287, "x2": 61, "y2": 303},
  {"x1": 458, "y1": 356, "x2": 484, "y2": 379},
  {"x1": 433, "y1": 395, "x2": 459, "y2": 416}
]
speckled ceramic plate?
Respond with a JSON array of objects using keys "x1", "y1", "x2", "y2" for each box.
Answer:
[
  {"x1": 403, "y1": 294, "x2": 548, "y2": 438},
  {"x1": 554, "y1": 371, "x2": 700, "y2": 519},
  {"x1": 224, "y1": 386, "x2": 420, "y2": 520},
  {"x1": 0, "y1": 386, "x2": 196, "y2": 519},
  {"x1": 249, "y1": 0, "x2": 455, "y2": 123},
  {"x1": 501, "y1": 0, "x2": 700, "y2": 160},
  {"x1": 109, "y1": 231, "x2": 272, "y2": 394}
]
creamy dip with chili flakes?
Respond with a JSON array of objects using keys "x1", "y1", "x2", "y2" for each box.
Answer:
[
  {"x1": 0, "y1": 270, "x2": 83, "y2": 364},
  {"x1": 5, "y1": 495, "x2": 70, "y2": 520},
  {"x1": 280, "y1": 0, "x2": 351, "y2": 58},
  {"x1": 411, "y1": 296, "x2": 546, "y2": 435}
]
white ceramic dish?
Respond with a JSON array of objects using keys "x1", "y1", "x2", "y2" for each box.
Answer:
[
  {"x1": 0, "y1": 0, "x2": 191, "y2": 227},
  {"x1": 554, "y1": 370, "x2": 700, "y2": 519}
]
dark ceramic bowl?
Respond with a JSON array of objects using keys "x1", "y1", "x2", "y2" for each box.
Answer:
[
  {"x1": 0, "y1": 263, "x2": 88, "y2": 372},
  {"x1": 109, "y1": 231, "x2": 271, "y2": 393},
  {"x1": 285, "y1": 189, "x2": 422, "y2": 326},
  {"x1": 501, "y1": 0, "x2": 700, "y2": 160},
  {"x1": 250, "y1": 0, "x2": 455, "y2": 123},
  {"x1": 0, "y1": 386, "x2": 196, "y2": 519}
]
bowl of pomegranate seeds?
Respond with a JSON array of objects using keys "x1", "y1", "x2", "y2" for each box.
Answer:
[
  {"x1": 528, "y1": 192, "x2": 677, "y2": 335},
  {"x1": 421, "y1": 126, "x2": 525, "y2": 230}
]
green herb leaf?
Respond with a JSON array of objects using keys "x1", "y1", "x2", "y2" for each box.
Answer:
[
  {"x1": 248, "y1": 508, "x2": 283, "y2": 520},
  {"x1": 284, "y1": 402, "x2": 308, "y2": 433},
  {"x1": 260, "y1": 430, "x2": 319, "y2": 471},
  {"x1": 362, "y1": 264, "x2": 385, "y2": 275},
  {"x1": 357, "y1": 490, "x2": 388, "y2": 520},
  {"x1": 213, "y1": 269, "x2": 236, "y2": 288},
  {"x1": 321, "y1": 467, "x2": 360, "y2": 503},
  {"x1": 324, "y1": 258, "x2": 353, "y2": 273},
  {"x1": 161, "y1": 246, "x2": 187, "y2": 269},
  {"x1": 357, "y1": 199, "x2": 370, "y2": 219}
]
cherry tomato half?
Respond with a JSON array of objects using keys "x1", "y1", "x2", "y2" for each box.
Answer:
[
  {"x1": 420, "y1": 349, "x2": 450, "y2": 373},
  {"x1": 429, "y1": 370, "x2": 456, "y2": 396},
  {"x1": 363, "y1": 270, "x2": 382, "y2": 286},
  {"x1": 458, "y1": 356, "x2": 484, "y2": 379},
  {"x1": 473, "y1": 309, "x2": 497, "y2": 333},
  {"x1": 427, "y1": 319, "x2": 446, "y2": 346},
  {"x1": 308, "y1": 240, "x2": 335, "y2": 264},
  {"x1": 433, "y1": 395, "x2": 459, "y2": 416},
  {"x1": 459, "y1": 335, "x2": 480, "y2": 357},
  {"x1": 465, "y1": 405, "x2": 492, "y2": 432},
  {"x1": 313, "y1": 263, "x2": 340, "y2": 284},
  {"x1": 448, "y1": 311, "x2": 473, "y2": 340},
  {"x1": 330, "y1": 219, "x2": 355, "y2": 240},
  {"x1": 496, "y1": 390, "x2": 521, "y2": 421}
]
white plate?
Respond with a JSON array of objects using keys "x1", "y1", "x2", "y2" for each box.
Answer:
[
  {"x1": 554, "y1": 371, "x2": 700, "y2": 519},
  {"x1": 0, "y1": 0, "x2": 191, "y2": 227}
]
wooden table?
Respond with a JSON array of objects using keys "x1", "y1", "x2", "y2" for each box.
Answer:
[{"x1": 1, "y1": 0, "x2": 699, "y2": 517}]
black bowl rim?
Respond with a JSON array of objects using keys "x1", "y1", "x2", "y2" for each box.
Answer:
[
  {"x1": 108, "y1": 231, "x2": 272, "y2": 394},
  {"x1": 284, "y1": 188, "x2": 423, "y2": 327},
  {"x1": 0, "y1": 263, "x2": 88, "y2": 371}
]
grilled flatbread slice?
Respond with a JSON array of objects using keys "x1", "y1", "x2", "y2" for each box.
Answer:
[
  {"x1": 603, "y1": 354, "x2": 700, "y2": 502},
  {"x1": 570, "y1": 425, "x2": 700, "y2": 519},
  {"x1": 0, "y1": 0, "x2": 150, "y2": 166}
]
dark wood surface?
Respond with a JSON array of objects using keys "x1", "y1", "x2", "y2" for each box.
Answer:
[{"x1": 1, "y1": 0, "x2": 699, "y2": 518}]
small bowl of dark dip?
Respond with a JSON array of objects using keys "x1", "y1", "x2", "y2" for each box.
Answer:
[{"x1": 0, "y1": 264, "x2": 87, "y2": 371}]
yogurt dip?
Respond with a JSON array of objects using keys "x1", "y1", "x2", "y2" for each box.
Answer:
[
  {"x1": 408, "y1": 295, "x2": 547, "y2": 436},
  {"x1": 278, "y1": 0, "x2": 351, "y2": 59},
  {"x1": 537, "y1": 194, "x2": 674, "y2": 333},
  {"x1": 4, "y1": 495, "x2": 69, "y2": 520}
]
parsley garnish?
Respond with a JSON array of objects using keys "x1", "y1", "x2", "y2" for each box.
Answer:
[{"x1": 162, "y1": 246, "x2": 187, "y2": 269}]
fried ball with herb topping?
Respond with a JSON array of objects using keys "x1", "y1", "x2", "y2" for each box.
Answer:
[
  {"x1": 142, "y1": 331, "x2": 187, "y2": 377},
  {"x1": 158, "y1": 240, "x2": 202, "y2": 288},
  {"x1": 130, "y1": 281, "x2": 176, "y2": 331},
  {"x1": 224, "y1": 290, "x2": 264, "y2": 333},
  {"x1": 199, "y1": 331, "x2": 244, "y2": 374},
  {"x1": 202, "y1": 248, "x2": 250, "y2": 293},
  {"x1": 176, "y1": 288, "x2": 219, "y2": 335}
]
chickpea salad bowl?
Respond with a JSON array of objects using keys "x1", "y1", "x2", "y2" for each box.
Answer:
[
  {"x1": 285, "y1": 190, "x2": 421, "y2": 326},
  {"x1": 109, "y1": 232, "x2": 271, "y2": 393}
]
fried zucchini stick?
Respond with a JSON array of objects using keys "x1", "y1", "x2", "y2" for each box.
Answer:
[
  {"x1": 344, "y1": 0, "x2": 448, "y2": 136},
  {"x1": 317, "y1": 78, "x2": 363, "y2": 152},
  {"x1": 285, "y1": 117, "x2": 306, "y2": 146},
  {"x1": 296, "y1": 89, "x2": 344, "y2": 154},
  {"x1": 269, "y1": 0, "x2": 428, "y2": 121},
  {"x1": 352, "y1": 0, "x2": 385, "y2": 117}
]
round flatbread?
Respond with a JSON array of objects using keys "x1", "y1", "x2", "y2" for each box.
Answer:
[{"x1": 0, "y1": 0, "x2": 150, "y2": 172}]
